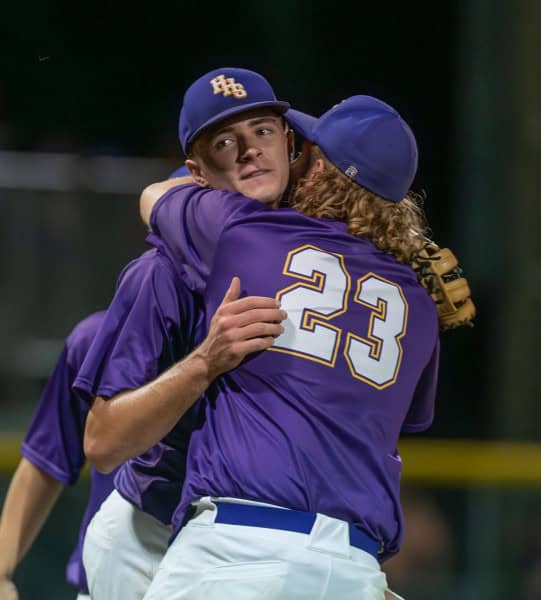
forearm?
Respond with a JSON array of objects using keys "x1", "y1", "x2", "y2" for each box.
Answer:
[
  {"x1": 0, "y1": 458, "x2": 63, "y2": 578},
  {"x1": 140, "y1": 176, "x2": 193, "y2": 226},
  {"x1": 84, "y1": 349, "x2": 213, "y2": 473},
  {"x1": 85, "y1": 277, "x2": 286, "y2": 473}
]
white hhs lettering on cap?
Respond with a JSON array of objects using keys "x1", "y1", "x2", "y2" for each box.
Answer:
[{"x1": 210, "y1": 75, "x2": 248, "y2": 99}]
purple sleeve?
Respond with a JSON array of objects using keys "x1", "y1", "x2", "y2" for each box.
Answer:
[
  {"x1": 73, "y1": 248, "x2": 195, "y2": 401},
  {"x1": 401, "y1": 339, "x2": 440, "y2": 433},
  {"x1": 149, "y1": 183, "x2": 260, "y2": 292},
  {"x1": 21, "y1": 312, "x2": 106, "y2": 485}
]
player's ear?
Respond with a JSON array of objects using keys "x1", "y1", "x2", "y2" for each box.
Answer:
[
  {"x1": 186, "y1": 159, "x2": 209, "y2": 188},
  {"x1": 289, "y1": 140, "x2": 313, "y2": 184},
  {"x1": 287, "y1": 129, "x2": 295, "y2": 162},
  {"x1": 307, "y1": 155, "x2": 325, "y2": 180},
  {"x1": 314, "y1": 158, "x2": 325, "y2": 173}
]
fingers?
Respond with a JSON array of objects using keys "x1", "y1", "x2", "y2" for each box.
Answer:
[
  {"x1": 221, "y1": 295, "x2": 281, "y2": 316},
  {"x1": 233, "y1": 307, "x2": 287, "y2": 328},
  {"x1": 232, "y1": 336, "x2": 277, "y2": 357},
  {"x1": 215, "y1": 279, "x2": 285, "y2": 321},
  {"x1": 205, "y1": 280, "x2": 288, "y2": 375},
  {"x1": 237, "y1": 321, "x2": 284, "y2": 340},
  {"x1": 212, "y1": 308, "x2": 287, "y2": 341},
  {"x1": 219, "y1": 277, "x2": 241, "y2": 306}
]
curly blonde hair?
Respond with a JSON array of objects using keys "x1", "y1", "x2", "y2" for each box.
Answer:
[{"x1": 289, "y1": 148, "x2": 429, "y2": 263}]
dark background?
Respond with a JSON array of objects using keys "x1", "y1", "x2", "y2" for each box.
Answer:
[{"x1": 0, "y1": 0, "x2": 472, "y2": 431}]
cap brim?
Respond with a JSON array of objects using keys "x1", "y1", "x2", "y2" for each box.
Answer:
[
  {"x1": 187, "y1": 100, "x2": 290, "y2": 150},
  {"x1": 285, "y1": 109, "x2": 318, "y2": 141}
]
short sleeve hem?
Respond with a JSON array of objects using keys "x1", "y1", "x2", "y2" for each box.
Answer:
[
  {"x1": 72, "y1": 376, "x2": 135, "y2": 403},
  {"x1": 20, "y1": 442, "x2": 79, "y2": 486},
  {"x1": 400, "y1": 418, "x2": 433, "y2": 433}
]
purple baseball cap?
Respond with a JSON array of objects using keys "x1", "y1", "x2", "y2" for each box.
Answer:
[
  {"x1": 179, "y1": 67, "x2": 290, "y2": 153},
  {"x1": 285, "y1": 95, "x2": 418, "y2": 201}
]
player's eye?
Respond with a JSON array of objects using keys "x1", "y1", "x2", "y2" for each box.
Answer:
[
  {"x1": 256, "y1": 127, "x2": 274, "y2": 136},
  {"x1": 214, "y1": 137, "x2": 234, "y2": 151}
]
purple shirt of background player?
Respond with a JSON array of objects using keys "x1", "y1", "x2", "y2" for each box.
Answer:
[
  {"x1": 7, "y1": 166, "x2": 193, "y2": 596},
  {"x1": 150, "y1": 183, "x2": 440, "y2": 559},
  {"x1": 21, "y1": 311, "x2": 117, "y2": 593},
  {"x1": 74, "y1": 232, "x2": 205, "y2": 526}
]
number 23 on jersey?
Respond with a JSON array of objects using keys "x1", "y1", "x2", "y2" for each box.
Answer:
[{"x1": 269, "y1": 245, "x2": 408, "y2": 390}]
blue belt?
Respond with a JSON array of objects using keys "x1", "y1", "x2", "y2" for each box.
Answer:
[{"x1": 213, "y1": 501, "x2": 381, "y2": 560}]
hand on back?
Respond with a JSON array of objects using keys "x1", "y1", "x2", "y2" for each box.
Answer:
[{"x1": 198, "y1": 277, "x2": 287, "y2": 380}]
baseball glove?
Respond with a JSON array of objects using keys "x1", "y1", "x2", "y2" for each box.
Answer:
[{"x1": 411, "y1": 241, "x2": 476, "y2": 331}]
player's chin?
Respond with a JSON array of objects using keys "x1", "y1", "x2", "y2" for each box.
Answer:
[
  {"x1": 242, "y1": 185, "x2": 281, "y2": 204},
  {"x1": 239, "y1": 179, "x2": 281, "y2": 205}
]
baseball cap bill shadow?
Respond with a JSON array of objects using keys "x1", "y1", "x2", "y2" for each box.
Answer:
[
  {"x1": 285, "y1": 95, "x2": 418, "y2": 202},
  {"x1": 179, "y1": 68, "x2": 290, "y2": 153}
]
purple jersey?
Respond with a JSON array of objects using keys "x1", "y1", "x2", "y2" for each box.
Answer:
[
  {"x1": 151, "y1": 184, "x2": 440, "y2": 559},
  {"x1": 22, "y1": 311, "x2": 118, "y2": 593},
  {"x1": 74, "y1": 236, "x2": 205, "y2": 526}
]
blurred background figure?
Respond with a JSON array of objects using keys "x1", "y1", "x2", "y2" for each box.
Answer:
[
  {"x1": 525, "y1": 558, "x2": 541, "y2": 600},
  {"x1": 0, "y1": 312, "x2": 116, "y2": 600},
  {"x1": 383, "y1": 489, "x2": 454, "y2": 600}
]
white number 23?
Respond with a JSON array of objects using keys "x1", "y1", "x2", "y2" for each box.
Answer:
[{"x1": 270, "y1": 245, "x2": 408, "y2": 390}]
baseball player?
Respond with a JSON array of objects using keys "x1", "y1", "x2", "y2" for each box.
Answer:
[
  {"x1": 0, "y1": 273, "x2": 278, "y2": 600},
  {"x1": 0, "y1": 164, "x2": 192, "y2": 600},
  {"x1": 0, "y1": 312, "x2": 114, "y2": 600},
  {"x1": 134, "y1": 94, "x2": 439, "y2": 599},
  {"x1": 74, "y1": 68, "x2": 292, "y2": 599},
  {"x1": 0, "y1": 159, "x2": 283, "y2": 600}
]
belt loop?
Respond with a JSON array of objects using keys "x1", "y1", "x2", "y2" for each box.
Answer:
[
  {"x1": 189, "y1": 496, "x2": 219, "y2": 525},
  {"x1": 307, "y1": 514, "x2": 351, "y2": 558}
]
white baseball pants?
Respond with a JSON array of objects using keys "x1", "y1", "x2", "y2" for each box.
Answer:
[
  {"x1": 143, "y1": 497, "x2": 388, "y2": 600},
  {"x1": 82, "y1": 490, "x2": 171, "y2": 600}
]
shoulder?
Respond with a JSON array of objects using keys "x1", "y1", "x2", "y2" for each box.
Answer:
[
  {"x1": 154, "y1": 183, "x2": 269, "y2": 224},
  {"x1": 117, "y1": 247, "x2": 181, "y2": 290},
  {"x1": 155, "y1": 182, "x2": 225, "y2": 207},
  {"x1": 65, "y1": 310, "x2": 107, "y2": 362},
  {"x1": 114, "y1": 247, "x2": 196, "y2": 324}
]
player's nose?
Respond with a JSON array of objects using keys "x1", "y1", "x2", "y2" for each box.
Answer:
[{"x1": 237, "y1": 136, "x2": 262, "y2": 162}]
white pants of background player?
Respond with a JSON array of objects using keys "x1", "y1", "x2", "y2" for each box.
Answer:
[
  {"x1": 82, "y1": 490, "x2": 170, "y2": 600},
  {"x1": 143, "y1": 497, "x2": 389, "y2": 600}
]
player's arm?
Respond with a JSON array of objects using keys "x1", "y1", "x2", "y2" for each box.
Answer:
[
  {"x1": 0, "y1": 578, "x2": 17, "y2": 600},
  {"x1": 140, "y1": 177, "x2": 192, "y2": 226},
  {"x1": 401, "y1": 339, "x2": 440, "y2": 433},
  {"x1": 0, "y1": 458, "x2": 63, "y2": 592},
  {"x1": 84, "y1": 277, "x2": 286, "y2": 473},
  {"x1": 0, "y1": 313, "x2": 99, "y2": 595}
]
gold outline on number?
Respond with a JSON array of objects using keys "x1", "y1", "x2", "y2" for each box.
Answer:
[
  {"x1": 343, "y1": 273, "x2": 408, "y2": 390},
  {"x1": 269, "y1": 244, "x2": 350, "y2": 367}
]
